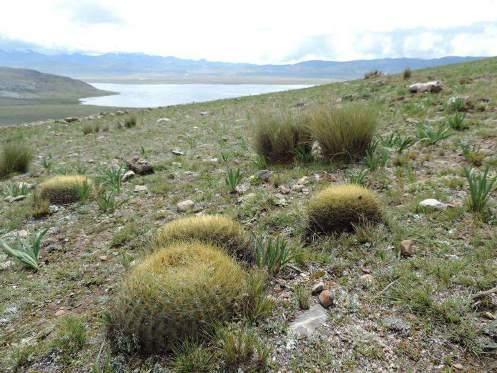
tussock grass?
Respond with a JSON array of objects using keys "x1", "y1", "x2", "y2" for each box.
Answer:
[
  {"x1": 253, "y1": 110, "x2": 311, "y2": 163},
  {"x1": 38, "y1": 175, "x2": 92, "y2": 205},
  {"x1": 0, "y1": 143, "x2": 33, "y2": 177},
  {"x1": 307, "y1": 184, "x2": 382, "y2": 234},
  {"x1": 306, "y1": 104, "x2": 378, "y2": 162},
  {"x1": 107, "y1": 241, "x2": 253, "y2": 354},
  {"x1": 153, "y1": 215, "x2": 253, "y2": 263}
]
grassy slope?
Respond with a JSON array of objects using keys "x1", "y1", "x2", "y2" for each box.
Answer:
[{"x1": 0, "y1": 58, "x2": 497, "y2": 371}]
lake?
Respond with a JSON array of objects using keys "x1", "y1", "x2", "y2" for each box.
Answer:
[{"x1": 80, "y1": 83, "x2": 311, "y2": 108}]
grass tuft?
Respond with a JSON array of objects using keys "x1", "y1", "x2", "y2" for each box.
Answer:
[
  {"x1": 0, "y1": 142, "x2": 33, "y2": 178},
  {"x1": 306, "y1": 103, "x2": 377, "y2": 162}
]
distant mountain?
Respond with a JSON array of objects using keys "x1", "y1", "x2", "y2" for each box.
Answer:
[
  {"x1": 0, "y1": 67, "x2": 109, "y2": 100},
  {"x1": 0, "y1": 50, "x2": 482, "y2": 81}
]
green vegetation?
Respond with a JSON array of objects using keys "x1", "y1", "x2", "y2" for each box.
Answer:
[
  {"x1": 0, "y1": 142, "x2": 33, "y2": 178},
  {"x1": 464, "y1": 167, "x2": 496, "y2": 213},
  {"x1": 1, "y1": 57, "x2": 497, "y2": 371},
  {"x1": 253, "y1": 110, "x2": 308, "y2": 163},
  {"x1": 0, "y1": 228, "x2": 48, "y2": 271},
  {"x1": 307, "y1": 184, "x2": 382, "y2": 234},
  {"x1": 254, "y1": 235, "x2": 293, "y2": 275},
  {"x1": 307, "y1": 103, "x2": 377, "y2": 161},
  {"x1": 225, "y1": 167, "x2": 242, "y2": 193}
]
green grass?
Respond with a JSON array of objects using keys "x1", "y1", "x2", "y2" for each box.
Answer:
[{"x1": 1, "y1": 57, "x2": 497, "y2": 371}]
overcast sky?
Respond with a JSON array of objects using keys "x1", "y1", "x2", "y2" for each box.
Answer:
[{"x1": 1, "y1": 0, "x2": 497, "y2": 64}]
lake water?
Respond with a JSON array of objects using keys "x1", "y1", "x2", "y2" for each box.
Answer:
[{"x1": 80, "y1": 83, "x2": 311, "y2": 108}]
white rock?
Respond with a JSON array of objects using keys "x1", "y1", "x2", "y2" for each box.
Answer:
[
  {"x1": 177, "y1": 199, "x2": 195, "y2": 212},
  {"x1": 408, "y1": 81, "x2": 443, "y2": 93},
  {"x1": 172, "y1": 149, "x2": 184, "y2": 156},
  {"x1": 289, "y1": 305, "x2": 328, "y2": 337},
  {"x1": 122, "y1": 170, "x2": 136, "y2": 182},
  {"x1": 419, "y1": 198, "x2": 446, "y2": 209},
  {"x1": 157, "y1": 117, "x2": 171, "y2": 124},
  {"x1": 133, "y1": 185, "x2": 148, "y2": 193}
]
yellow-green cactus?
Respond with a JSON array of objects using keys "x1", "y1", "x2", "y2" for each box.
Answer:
[
  {"x1": 38, "y1": 175, "x2": 91, "y2": 204},
  {"x1": 307, "y1": 184, "x2": 382, "y2": 234},
  {"x1": 153, "y1": 215, "x2": 253, "y2": 263},
  {"x1": 107, "y1": 241, "x2": 250, "y2": 354}
]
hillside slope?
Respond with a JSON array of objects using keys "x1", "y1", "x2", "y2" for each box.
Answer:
[
  {"x1": 0, "y1": 58, "x2": 496, "y2": 372},
  {"x1": 0, "y1": 67, "x2": 108, "y2": 100}
]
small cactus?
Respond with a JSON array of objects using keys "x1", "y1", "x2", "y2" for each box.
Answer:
[
  {"x1": 153, "y1": 215, "x2": 254, "y2": 263},
  {"x1": 107, "y1": 241, "x2": 251, "y2": 354},
  {"x1": 307, "y1": 184, "x2": 382, "y2": 234},
  {"x1": 38, "y1": 175, "x2": 91, "y2": 204}
]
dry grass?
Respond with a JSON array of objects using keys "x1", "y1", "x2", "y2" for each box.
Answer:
[
  {"x1": 307, "y1": 184, "x2": 382, "y2": 234},
  {"x1": 107, "y1": 241, "x2": 250, "y2": 354},
  {"x1": 38, "y1": 175, "x2": 91, "y2": 205},
  {"x1": 306, "y1": 103, "x2": 377, "y2": 161},
  {"x1": 153, "y1": 215, "x2": 254, "y2": 263}
]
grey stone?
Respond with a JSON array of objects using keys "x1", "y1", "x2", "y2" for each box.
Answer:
[
  {"x1": 177, "y1": 200, "x2": 195, "y2": 212},
  {"x1": 382, "y1": 317, "x2": 410, "y2": 334},
  {"x1": 255, "y1": 170, "x2": 272, "y2": 182},
  {"x1": 172, "y1": 149, "x2": 185, "y2": 156},
  {"x1": 289, "y1": 304, "x2": 328, "y2": 337}
]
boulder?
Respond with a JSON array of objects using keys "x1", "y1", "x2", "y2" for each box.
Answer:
[
  {"x1": 126, "y1": 158, "x2": 154, "y2": 175},
  {"x1": 408, "y1": 81, "x2": 443, "y2": 93}
]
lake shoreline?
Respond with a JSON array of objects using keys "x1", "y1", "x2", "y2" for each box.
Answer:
[{"x1": 81, "y1": 82, "x2": 313, "y2": 108}]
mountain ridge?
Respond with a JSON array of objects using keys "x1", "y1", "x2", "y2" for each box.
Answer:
[{"x1": 0, "y1": 50, "x2": 482, "y2": 81}]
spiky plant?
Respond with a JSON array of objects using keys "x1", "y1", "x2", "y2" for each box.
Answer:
[
  {"x1": 107, "y1": 242, "x2": 251, "y2": 354},
  {"x1": 307, "y1": 184, "x2": 382, "y2": 234},
  {"x1": 38, "y1": 175, "x2": 92, "y2": 204},
  {"x1": 464, "y1": 167, "x2": 496, "y2": 213},
  {"x1": 153, "y1": 215, "x2": 254, "y2": 263},
  {"x1": 0, "y1": 228, "x2": 48, "y2": 271}
]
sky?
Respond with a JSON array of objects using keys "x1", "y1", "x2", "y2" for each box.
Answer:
[{"x1": 1, "y1": 0, "x2": 497, "y2": 64}]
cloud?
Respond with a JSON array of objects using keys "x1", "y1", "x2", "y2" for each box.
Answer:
[
  {"x1": 61, "y1": 1, "x2": 122, "y2": 25},
  {"x1": 284, "y1": 23, "x2": 497, "y2": 63},
  {"x1": 0, "y1": 0, "x2": 496, "y2": 63}
]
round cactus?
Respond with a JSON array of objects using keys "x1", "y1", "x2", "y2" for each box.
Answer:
[
  {"x1": 107, "y1": 241, "x2": 250, "y2": 354},
  {"x1": 38, "y1": 175, "x2": 91, "y2": 204},
  {"x1": 307, "y1": 184, "x2": 382, "y2": 234},
  {"x1": 153, "y1": 215, "x2": 254, "y2": 263}
]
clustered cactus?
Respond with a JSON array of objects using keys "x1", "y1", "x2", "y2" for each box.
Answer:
[
  {"x1": 38, "y1": 175, "x2": 91, "y2": 204},
  {"x1": 108, "y1": 186, "x2": 382, "y2": 356},
  {"x1": 153, "y1": 215, "x2": 254, "y2": 263},
  {"x1": 307, "y1": 184, "x2": 382, "y2": 234},
  {"x1": 107, "y1": 241, "x2": 251, "y2": 354}
]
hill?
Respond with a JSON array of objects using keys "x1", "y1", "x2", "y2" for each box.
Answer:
[
  {"x1": 0, "y1": 67, "x2": 109, "y2": 100},
  {"x1": 0, "y1": 58, "x2": 496, "y2": 371},
  {"x1": 0, "y1": 50, "x2": 481, "y2": 81}
]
